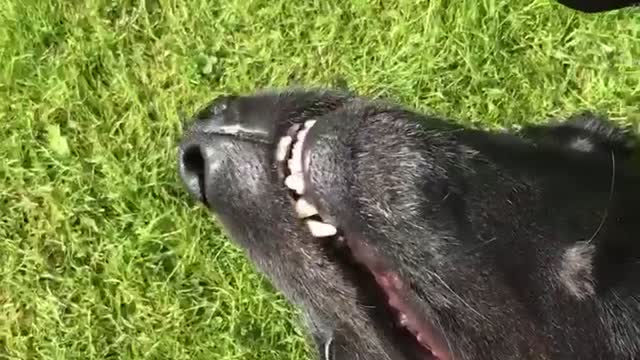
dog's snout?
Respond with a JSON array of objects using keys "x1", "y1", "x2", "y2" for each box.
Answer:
[
  {"x1": 177, "y1": 93, "x2": 280, "y2": 205},
  {"x1": 178, "y1": 142, "x2": 208, "y2": 203},
  {"x1": 177, "y1": 95, "x2": 240, "y2": 204}
]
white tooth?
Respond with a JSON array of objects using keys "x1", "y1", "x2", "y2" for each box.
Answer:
[
  {"x1": 292, "y1": 142, "x2": 303, "y2": 159},
  {"x1": 399, "y1": 314, "x2": 408, "y2": 325},
  {"x1": 276, "y1": 136, "x2": 293, "y2": 161},
  {"x1": 284, "y1": 174, "x2": 305, "y2": 194},
  {"x1": 305, "y1": 119, "x2": 317, "y2": 129},
  {"x1": 295, "y1": 198, "x2": 318, "y2": 218},
  {"x1": 289, "y1": 156, "x2": 302, "y2": 174},
  {"x1": 288, "y1": 158, "x2": 299, "y2": 174},
  {"x1": 306, "y1": 220, "x2": 337, "y2": 237},
  {"x1": 289, "y1": 143, "x2": 303, "y2": 173},
  {"x1": 297, "y1": 128, "x2": 308, "y2": 141}
]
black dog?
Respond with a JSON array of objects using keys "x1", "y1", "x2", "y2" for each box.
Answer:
[{"x1": 178, "y1": 89, "x2": 640, "y2": 359}]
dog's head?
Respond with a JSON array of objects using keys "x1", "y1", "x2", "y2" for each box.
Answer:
[{"x1": 177, "y1": 89, "x2": 640, "y2": 360}]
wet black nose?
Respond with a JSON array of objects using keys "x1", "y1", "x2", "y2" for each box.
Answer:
[
  {"x1": 178, "y1": 96, "x2": 236, "y2": 203},
  {"x1": 178, "y1": 140, "x2": 207, "y2": 203},
  {"x1": 177, "y1": 94, "x2": 276, "y2": 203}
]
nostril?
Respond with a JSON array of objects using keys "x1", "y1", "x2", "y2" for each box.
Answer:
[
  {"x1": 180, "y1": 144, "x2": 208, "y2": 204},
  {"x1": 182, "y1": 145, "x2": 205, "y2": 177}
]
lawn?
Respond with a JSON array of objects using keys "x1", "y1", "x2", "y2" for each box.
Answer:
[{"x1": 0, "y1": 0, "x2": 638, "y2": 359}]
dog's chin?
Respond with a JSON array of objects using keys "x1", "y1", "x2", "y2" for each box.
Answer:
[{"x1": 273, "y1": 120, "x2": 453, "y2": 360}]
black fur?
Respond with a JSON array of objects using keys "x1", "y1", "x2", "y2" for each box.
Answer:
[
  {"x1": 178, "y1": 89, "x2": 640, "y2": 360},
  {"x1": 555, "y1": 0, "x2": 638, "y2": 13}
]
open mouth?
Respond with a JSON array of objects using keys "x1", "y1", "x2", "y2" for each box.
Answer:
[{"x1": 275, "y1": 120, "x2": 452, "y2": 360}]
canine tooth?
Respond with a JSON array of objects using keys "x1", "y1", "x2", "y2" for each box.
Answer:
[
  {"x1": 399, "y1": 314, "x2": 408, "y2": 326},
  {"x1": 285, "y1": 175, "x2": 305, "y2": 194},
  {"x1": 305, "y1": 119, "x2": 317, "y2": 129},
  {"x1": 276, "y1": 136, "x2": 293, "y2": 161},
  {"x1": 295, "y1": 198, "x2": 318, "y2": 218},
  {"x1": 306, "y1": 220, "x2": 337, "y2": 237}
]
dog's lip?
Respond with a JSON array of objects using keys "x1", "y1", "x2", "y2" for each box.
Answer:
[
  {"x1": 274, "y1": 122, "x2": 452, "y2": 360},
  {"x1": 343, "y1": 233, "x2": 452, "y2": 360}
]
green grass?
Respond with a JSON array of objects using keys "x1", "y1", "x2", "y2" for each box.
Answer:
[{"x1": 0, "y1": 0, "x2": 638, "y2": 359}]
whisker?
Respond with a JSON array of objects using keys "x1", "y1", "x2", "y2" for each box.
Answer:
[
  {"x1": 443, "y1": 237, "x2": 499, "y2": 263},
  {"x1": 428, "y1": 270, "x2": 489, "y2": 323},
  {"x1": 587, "y1": 150, "x2": 616, "y2": 244},
  {"x1": 434, "y1": 316, "x2": 457, "y2": 360}
]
